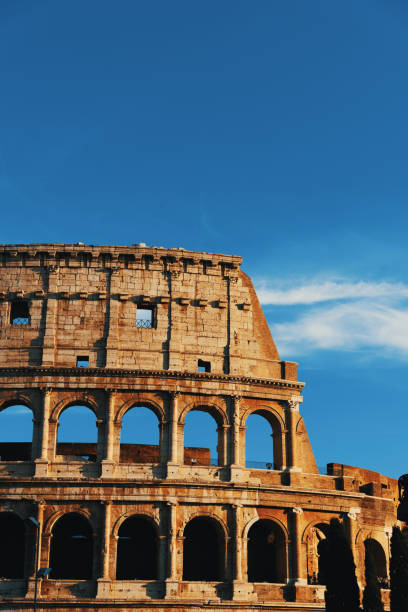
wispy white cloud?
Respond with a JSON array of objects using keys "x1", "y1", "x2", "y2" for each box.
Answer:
[
  {"x1": 256, "y1": 277, "x2": 408, "y2": 357},
  {"x1": 271, "y1": 301, "x2": 408, "y2": 356},
  {"x1": 256, "y1": 279, "x2": 408, "y2": 305}
]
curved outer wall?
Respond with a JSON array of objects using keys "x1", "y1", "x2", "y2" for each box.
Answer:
[{"x1": 0, "y1": 243, "x2": 398, "y2": 611}]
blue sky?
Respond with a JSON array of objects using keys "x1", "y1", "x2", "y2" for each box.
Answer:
[{"x1": 1, "y1": 0, "x2": 408, "y2": 478}]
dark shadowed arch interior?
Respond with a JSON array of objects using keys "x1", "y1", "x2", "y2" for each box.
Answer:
[
  {"x1": 0, "y1": 512, "x2": 26, "y2": 578},
  {"x1": 120, "y1": 406, "x2": 159, "y2": 463},
  {"x1": 183, "y1": 408, "x2": 219, "y2": 466},
  {"x1": 116, "y1": 515, "x2": 158, "y2": 579},
  {"x1": 0, "y1": 405, "x2": 33, "y2": 461},
  {"x1": 183, "y1": 516, "x2": 224, "y2": 581},
  {"x1": 50, "y1": 513, "x2": 93, "y2": 579},
  {"x1": 364, "y1": 538, "x2": 387, "y2": 580},
  {"x1": 245, "y1": 410, "x2": 282, "y2": 470},
  {"x1": 247, "y1": 519, "x2": 286, "y2": 583}
]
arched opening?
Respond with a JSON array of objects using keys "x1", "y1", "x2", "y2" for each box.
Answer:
[
  {"x1": 183, "y1": 409, "x2": 220, "y2": 466},
  {"x1": 0, "y1": 404, "x2": 33, "y2": 461},
  {"x1": 245, "y1": 410, "x2": 281, "y2": 470},
  {"x1": 0, "y1": 512, "x2": 26, "y2": 578},
  {"x1": 116, "y1": 515, "x2": 158, "y2": 579},
  {"x1": 183, "y1": 517, "x2": 224, "y2": 581},
  {"x1": 120, "y1": 406, "x2": 160, "y2": 463},
  {"x1": 247, "y1": 519, "x2": 286, "y2": 583},
  {"x1": 56, "y1": 405, "x2": 98, "y2": 462},
  {"x1": 307, "y1": 523, "x2": 329, "y2": 585},
  {"x1": 49, "y1": 513, "x2": 93, "y2": 579},
  {"x1": 364, "y1": 538, "x2": 387, "y2": 586}
]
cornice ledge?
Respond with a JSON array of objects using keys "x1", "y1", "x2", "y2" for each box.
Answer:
[{"x1": 0, "y1": 366, "x2": 305, "y2": 390}]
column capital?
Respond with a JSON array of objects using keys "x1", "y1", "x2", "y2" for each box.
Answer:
[
  {"x1": 40, "y1": 387, "x2": 53, "y2": 396},
  {"x1": 169, "y1": 390, "x2": 181, "y2": 400},
  {"x1": 384, "y1": 526, "x2": 393, "y2": 538},
  {"x1": 287, "y1": 396, "x2": 303, "y2": 411},
  {"x1": 291, "y1": 507, "x2": 303, "y2": 515},
  {"x1": 347, "y1": 507, "x2": 361, "y2": 520}
]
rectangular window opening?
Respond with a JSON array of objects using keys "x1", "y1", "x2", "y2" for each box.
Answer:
[
  {"x1": 10, "y1": 300, "x2": 30, "y2": 325},
  {"x1": 198, "y1": 359, "x2": 211, "y2": 373},
  {"x1": 136, "y1": 307, "x2": 154, "y2": 328},
  {"x1": 76, "y1": 356, "x2": 89, "y2": 367}
]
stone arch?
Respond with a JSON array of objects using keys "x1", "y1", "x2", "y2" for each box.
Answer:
[
  {"x1": 180, "y1": 402, "x2": 228, "y2": 467},
  {"x1": 0, "y1": 397, "x2": 36, "y2": 461},
  {"x1": 49, "y1": 511, "x2": 94, "y2": 579},
  {"x1": 53, "y1": 399, "x2": 100, "y2": 462},
  {"x1": 364, "y1": 537, "x2": 388, "y2": 581},
  {"x1": 182, "y1": 515, "x2": 226, "y2": 581},
  {"x1": 302, "y1": 520, "x2": 330, "y2": 585},
  {"x1": 242, "y1": 514, "x2": 288, "y2": 541},
  {"x1": 0, "y1": 394, "x2": 36, "y2": 417},
  {"x1": 301, "y1": 518, "x2": 331, "y2": 544},
  {"x1": 241, "y1": 405, "x2": 285, "y2": 470},
  {"x1": 179, "y1": 510, "x2": 229, "y2": 541},
  {"x1": 112, "y1": 510, "x2": 159, "y2": 538},
  {"x1": 179, "y1": 401, "x2": 229, "y2": 427},
  {"x1": 240, "y1": 404, "x2": 284, "y2": 430},
  {"x1": 246, "y1": 518, "x2": 287, "y2": 583},
  {"x1": 116, "y1": 513, "x2": 159, "y2": 580},
  {"x1": 43, "y1": 507, "x2": 94, "y2": 537},
  {"x1": 51, "y1": 396, "x2": 101, "y2": 422},
  {"x1": 116, "y1": 399, "x2": 164, "y2": 464},
  {"x1": 115, "y1": 397, "x2": 165, "y2": 425}
]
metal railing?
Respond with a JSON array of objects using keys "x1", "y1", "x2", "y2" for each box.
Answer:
[
  {"x1": 11, "y1": 317, "x2": 30, "y2": 325},
  {"x1": 135, "y1": 319, "x2": 152, "y2": 328},
  {"x1": 246, "y1": 460, "x2": 276, "y2": 470}
]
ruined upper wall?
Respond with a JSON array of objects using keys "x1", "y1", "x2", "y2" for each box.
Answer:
[{"x1": 0, "y1": 243, "x2": 293, "y2": 379}]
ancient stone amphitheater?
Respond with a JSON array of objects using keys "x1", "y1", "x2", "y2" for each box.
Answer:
[{"x1": 0, "y1": 243, "x2": 397, "y2": 611}]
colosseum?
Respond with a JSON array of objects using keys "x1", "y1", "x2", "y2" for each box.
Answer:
[{"x1": 0, "y1": 243, "x2": 398, "y2": 611}]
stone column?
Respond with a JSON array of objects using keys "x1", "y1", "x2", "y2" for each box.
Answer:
[
  {"x1": 25, "y1": 501, "x2": 46, "y2": 599},
  {"x1": 167, "y1": 392, "x2": 180, "y2": 477},
  {"x1": 34, "y1": 389, "x2": 52, "y2": 477},
  {"x1": 217, "y1": 425, "x2": 229, "y2": 466},
  {"x1": 232, "y1": 505, "x2": 256, "y2": 602},
  {"x1": 346, "y1": 508, "x2": 361, "y2": 583},
  {"x1": 233, "y1": 504, "x2": 243, "y2": 581},
  {"x1": 97, "y1": 502, "x2": 112, "y2": 598},
  {"x1": 165, "y1": 501, "x2": 179, "y2": 598},
  {"x1": 231, "y1": 395, "x2": 241, "y2": 465},
  {"x1": 156, "y1": 419, "x2": 166, "y2": 465},
  {"x1": 285, "y1": 396, "x2": 303, "y2": 472},
  {"x1": 384, "y1": 526, "x2": 392, "y2": 575},
  {"x1": 101, "y1": 390, "x2": 116, "y2": 477},
  {"x1": 289, "y1": 507, "x2": 307, "y2": 585}
]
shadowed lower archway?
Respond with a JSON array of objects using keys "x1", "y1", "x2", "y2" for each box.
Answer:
[
  {"x1": 247, "y1": 519, "x2": 286, "y2": 583},
  {"x1": 0, "y1": 512, "x2": 26, "y2": 578},
  {"x1": 49, "y1": 513, "x2": 93, "y2": 579},
  {"x1": 183, "y1": 516, "x2": 224, "y2": 581},
  {"x1": 116, "y1": 515, "x2": 158, "y2": 580}
]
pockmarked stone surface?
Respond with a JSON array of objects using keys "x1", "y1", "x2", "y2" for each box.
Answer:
[{"x1": 0, "y1": 243, "x2": 398, "y2": 611}]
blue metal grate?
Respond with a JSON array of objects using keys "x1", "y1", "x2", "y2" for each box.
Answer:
[
  {"x1": 11, "y1": 317, "x2": 30, "y2": 325},
  {"x1": 135, "y1": 319, "x2": 152, "y2": 328}
]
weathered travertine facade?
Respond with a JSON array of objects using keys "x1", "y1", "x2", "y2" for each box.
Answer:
[{"x1": 0, "y1": 243, "x2": 398, "y2": 611}]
